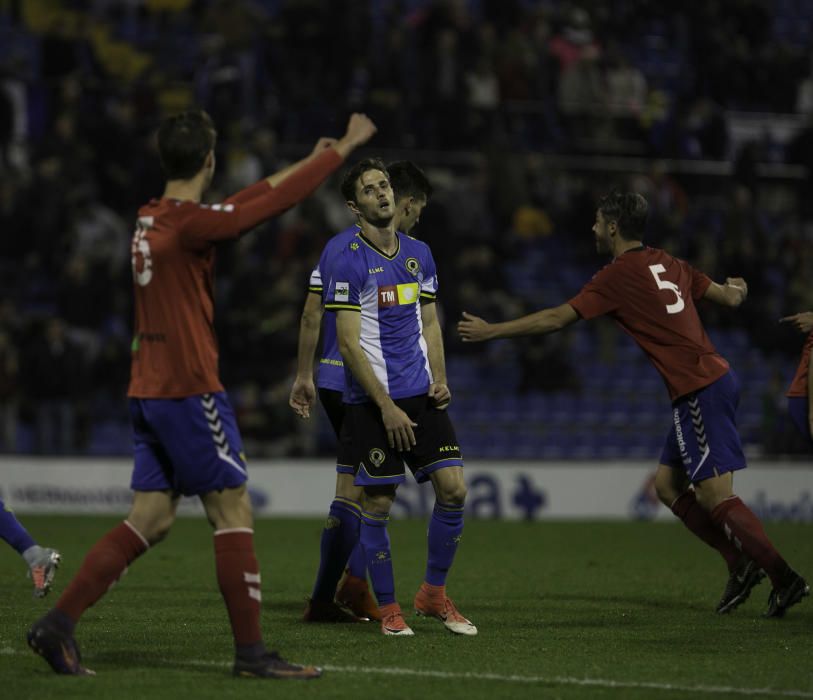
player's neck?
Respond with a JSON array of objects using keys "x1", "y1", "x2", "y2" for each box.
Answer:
[
  {"x1": 613, "y1": 239, "x2": 644, "y2": 258},
  {"x1": 163, "y1": 178, "x2": 205, "y2": 203},
  {"x1": 360, "y1": 221, "x2": 398, "y2": 255}
]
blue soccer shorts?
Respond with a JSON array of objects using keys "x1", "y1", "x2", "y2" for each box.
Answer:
[
  {"x1": 659, "y1": 371, "x2": 747, "y2": 483},
  {"x1": 129, "y1": 392, "x2": 248, "y2": 496}
]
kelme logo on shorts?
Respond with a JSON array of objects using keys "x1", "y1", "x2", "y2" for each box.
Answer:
[
  {"x1": 369, "y1": 448, "x2": 386, "y2": 467},
  {"x1": 405, "y1": 257, "x2": 420, "y2": 276}
]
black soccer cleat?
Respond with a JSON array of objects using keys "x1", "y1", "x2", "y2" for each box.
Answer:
[
  {"x1": 233, "y1": 651, "x2": 322, "y2": 680},
  {"x1": 716, "y1": 559, "x2": 766, "y2": 614},
  {"x1": 763, "y1": 571, "x2": 810, "y2": 618},
  {"x1": 27, "y1": 616, "x2": 95, "y2": 676}
]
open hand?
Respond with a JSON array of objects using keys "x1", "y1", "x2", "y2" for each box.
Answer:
[
  {"x1": 780, "y1": 311, "x2": 813, "y2": 334},
  {"x1": 458, "y1": 311, "x2": 493, "y2": 342}
]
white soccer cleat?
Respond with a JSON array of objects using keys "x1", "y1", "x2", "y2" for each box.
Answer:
[{"x1": 26, "y1": 547, "x2": 61, "y2": 598}]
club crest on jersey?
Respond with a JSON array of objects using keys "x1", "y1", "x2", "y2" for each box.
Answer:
[
  {"x1": 405, "y1": 257, "x2": 420, "y2": 276},
  {"x1": 334, "y1": 282, "x2": 349, "y2": 302},
  {"x1": 369, "y1": 448, "x2": 386, "y2": 467}
]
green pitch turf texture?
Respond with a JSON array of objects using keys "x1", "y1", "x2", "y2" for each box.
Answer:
[{"x1": 1, "y1": 517, "x2": 811, "y2": 700}]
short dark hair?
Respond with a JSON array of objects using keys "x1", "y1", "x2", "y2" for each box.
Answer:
[
  {"x1": 387, "y1": 161, "x2": 433, "y2": 202},
  {"x1": 340, "y1": 158, "x2": 389, "y2": 203},
  {"x1": 598, "y1": 190, "x2": 649, "y2": 239},
  {"x1": 157, "y1": 110, "x2": 216, "y2": 180}
]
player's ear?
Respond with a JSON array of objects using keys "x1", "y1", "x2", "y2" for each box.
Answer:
[{"x1": 346, "y1": 199, "x2": 360, "y2": 217}]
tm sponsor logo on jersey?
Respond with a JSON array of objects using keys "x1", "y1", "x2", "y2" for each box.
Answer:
[
  {"x1": 378, "y1": 283, "x2": 419, "y2": 308},
  {"x1": 334, "y1": 282, "x2": 350, "y2": 302},
  {"x1": 369, "y1": 266, "x2": 384, "y2": 274}
]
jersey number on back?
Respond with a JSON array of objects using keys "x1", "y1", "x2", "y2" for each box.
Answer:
[
  {"x1": 648, "y1": 264, "x2": 685, "y2": 314},
  {"x1": 131, "y1": 217, "x2": 154, "y2": 287}
]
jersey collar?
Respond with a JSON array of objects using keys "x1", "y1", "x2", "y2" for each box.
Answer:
[{"x1": 358, "y1": 231, "x2": 400, "y2": 260}]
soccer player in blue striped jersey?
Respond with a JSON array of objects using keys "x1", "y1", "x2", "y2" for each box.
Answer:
[
  {"x1": 291, "y1": 162, "x2": 434, "y2": 622},
  {"x1": 321, "y1": 159, "x2": 476, "y2": 636}
]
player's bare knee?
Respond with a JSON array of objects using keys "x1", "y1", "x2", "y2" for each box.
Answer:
[
  {"x1": 436, "y1": 481, "x2": 467, "y2": 506},
  {"x1": 363, "y1": 485, "x2": 395, "y2": 514},
  {"x1": 335, "y1": 474, "x2": 363, "y2": 502},
  {"x1": 693, "y1": 472, "x2": 733, "y2": 512}
]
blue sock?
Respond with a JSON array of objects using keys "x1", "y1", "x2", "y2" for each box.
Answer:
[
  {"x1": 311, "y1": 497, "x2": 361, "y2": 601},
  {"x1": 0, "y1": 499, "x2": 36, "y2": 555},
  {"x1": 425, "y1": 502, "x2": 464, "y2": 586},
  {"x1": 360, "y1": 511, "x2": 395, "y2": 606},
  {"x1": 346, "y1": 542, "x2": 367, "y2": 580}
]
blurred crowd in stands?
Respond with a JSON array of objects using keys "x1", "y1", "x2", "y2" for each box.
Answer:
[{"x1": 1, "y1": 0, "x2": 813, "y2": 457}]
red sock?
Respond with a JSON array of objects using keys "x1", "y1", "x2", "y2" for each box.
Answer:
[
  {"x1": 56, "y1": 521, "x2": 148, "y2": 622},
  {"x1": 671, "y1": 491, "x2": 740, "y2": 570},
  {"x1": 214, "y1": 529, "x2": 263, "y2": 648},
  {"x1": 710, "y1": 496, "x2": 791, "y2": 587}
]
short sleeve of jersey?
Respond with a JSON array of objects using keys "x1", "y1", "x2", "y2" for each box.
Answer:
[
  {"x1": 419, "y1": 246, "x2": 438, "y2": 304},
  {"x1": 308, "y1": 263, "x2": 322, "y2": 295},
  {"x1": 324, "y1": 249, "x2": 363, "y2": 312},
  {"x1": 568, "y1": 264, "x2": 619, "y2": 320},
  {"x1": 689, "y1": 264, "x2": 713, "y2": 300}
]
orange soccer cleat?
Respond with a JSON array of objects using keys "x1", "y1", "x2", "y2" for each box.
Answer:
[
  {"x1": 379, "y1": 603, "x2": 414, "y2": 636},
  {"x1": 414, "y1": 582, "x2": 477, "y2": 636},
  {"x1": 335, "y1": 570, "x2": 382, "y2": 621}
]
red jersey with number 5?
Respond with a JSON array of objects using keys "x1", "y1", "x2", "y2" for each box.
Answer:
[
  {"x1": 127, "y1": 149, "x2": 343, "y2": 398},
  {"x1": 568, "y1": 246, "x2": 729, "y2": 400}
]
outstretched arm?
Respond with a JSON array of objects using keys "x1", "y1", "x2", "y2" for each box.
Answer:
[
  {"x1": 780, "y1": 311, "x2": 813, "y2": 334},
  {"x1": 289, "y1": 292, "x2": 324, "y2": 419},
  {"x1": 703, "y1": 278, "x2": 748, "y2": 307},
  {"x1": 458, "y1": 303, "x2": 579, "y2": 342}
]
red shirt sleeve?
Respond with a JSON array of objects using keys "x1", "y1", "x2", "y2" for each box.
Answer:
[
  {"x1": 689, "y1": 264, "x2": 713, "y2": 301},
  {"x1": 568, "y1": 264, "x2": 619, "y2": 319},
  {"x1": 223, "y1": 180, "x2": 272, "y2": 205},
  {"x1": 178, "y1": 148, "x2": 344, "y2": 249}
]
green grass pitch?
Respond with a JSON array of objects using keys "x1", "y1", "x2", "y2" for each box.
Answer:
[{"x1": 1, "y1": 516, "x2": 811, "y2": 699}]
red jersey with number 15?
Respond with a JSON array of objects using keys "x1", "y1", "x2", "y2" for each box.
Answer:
[
  {"x1": 568, "y1": 246, "x2": 729, "y2": 401},
  {"x1": 127, "y1": 148, "x2": 343, "y2": 398}
]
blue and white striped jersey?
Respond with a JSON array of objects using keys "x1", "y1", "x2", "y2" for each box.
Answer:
[
  {"x1": 307, "y1": 226, "x2": 360, "y2": 392},
  {"x1": 325, "y1": 231, "x2": 439, "y2": 404}
]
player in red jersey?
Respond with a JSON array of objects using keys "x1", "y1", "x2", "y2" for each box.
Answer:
[
  {"x1": 27, "y1": 109, "x2": 377, "y2": 678},
  {"x1": 780, "y1": 311, "x2": 813, "y2": 444},
  {"x1": 459, "y1": 191, "x2": 809, "y2": 617}
]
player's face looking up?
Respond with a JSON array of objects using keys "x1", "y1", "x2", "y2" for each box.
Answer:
[
  {"x1": 593, "y1": 209, "x2": 615, "y2": 255},
  {"x1": 350, "y1": 169, "x2": 395, "y2": 227},
  {"x1": 397, "y1": 194, "x2": 428, "y2": 234}
]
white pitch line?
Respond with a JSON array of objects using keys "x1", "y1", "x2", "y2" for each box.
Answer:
[{"x1": 4, "y1": 648, "x2": 812, "y2": 698}]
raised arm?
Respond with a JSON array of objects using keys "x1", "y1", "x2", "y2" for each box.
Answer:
[
  {"x1": 289, "y1": 292, "x2": 324, "y2": 419},
  {"x1": 336, "y1": 310, "x2": 417, "y2": 451},
  {"x1": 703, "y1": 277, "x2": 748, "y2": 307},
  {"x1": 421, "y1": 302, "x2": 451, "y2": 409},
  {"x1": 458, "y1": 303, "x2": 579, "y2": 342},
  {"x1": 181, "y1": 114, "x2": 377, "y2": 246}
]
